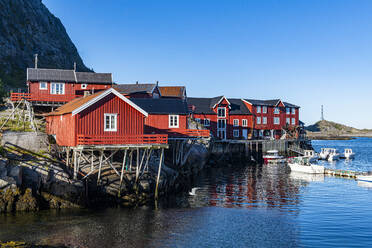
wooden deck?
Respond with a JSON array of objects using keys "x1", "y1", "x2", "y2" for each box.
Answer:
[
  {"x1": 10, "y1": 92, "x2": 78, "y2": 103},
  {"x1": 77, "y1": 134, "x2": 168, "y2": 146}
]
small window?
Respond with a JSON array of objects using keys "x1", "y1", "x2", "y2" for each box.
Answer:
[
  {"x1": 262, "y1": 106, "x2": 267, "y2": 113},
  {"x1": 274, "y1": 117, "x2": 280, "y2": 125},
  {"x1": 263, "y1": 117, "x2": 267, "y2": 124},
  {"x1": 204, "y1": 119, "x2": 210, "y2": 126},
  {"x1": 217, "y1": 107, "x2": 226, "y2": 117},
  {"x1": 104, "y1": 114, "x2": 117, "y2": 131},
  {"x1": 292, "y1": 118, "x2": 296, "y2": 125},
  {"x1": 257, "y1": 106, "x2": 261, "y2": 113},
  {"x1": 242, "y1": 119, "x2": 247, "y2": 127},
  {"x1": 233, "y1": 119, "x2": 239, "y2": 127},
  {"x1": 286, "y1": 118, "x2": 290, "y2": 124},
  {"x1": 50, "y1": 82, "x2": 65, "y2": 95},
  {"x1": 292, "y1": 108, "x2": 296, "y2": 114},
  {"x1": 81, "y1": 84, "x2": 88, "y2": 89},
  {"x1": 286, "y1": 108, "x2": 290, "y2": 114},
  {"x1": 233, "y1": 129, "x2": 239, "y2": 138},
  {"x1": 256, "y1": 117, "x2": 261, "y2": 125},
  {"x1": 39, "y1": 82, "x2": 47, "y2": 90},
  {"x1": 274, "y1": 107, "x2": 280, "y2": 114},
  {"x1": 195, "y1": 118, "x2": 201, "y2": 124},
  {"x1": 169, "y1": 115, "x2": 179, "y2": 128},
  {"x1": 259, "y1": 130, "x2": 263, "y2": 137},
  {"x1": 253, "y1": 130, "x2": 258, "y2": 137}
]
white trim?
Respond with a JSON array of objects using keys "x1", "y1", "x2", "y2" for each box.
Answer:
[
  {"x1": 233, "y1": 119, "x2": 239, "y2": 127},
  {"x1": 73, "y1": 70, "x2": 77, "y2": 82},
  {"x1": 104, "y1": 113, "x2": 117, "y2": 132},
  {"x1": 233, "y1": 129, "x2": 239, "y2": 138},
  {"x1": 72, "y1": 88, "x2": 148, "y2": 117},
  {"x1": 275, "y1": 100, "x2": 285, "y2": 107},
  {"x1": 242, "y1": 119, "x2": 248, "y2": 127},
  {"x1": 212, "y1": 96, "x2": 231, "y2": 109},
  {"x1": 217, "y1": 107, "x2": 226, "y2": 118},
  {"x1": 50, "y1": 82, "x2": 65, "y2": 95},
  {"x1": 242, "y1": 99, "x2": 252, "y2": 105},
  {"x1": 169, "y1": 115, "x2": 179, "y2": 128},
  {"x1": 204, "y1": 118, "x2": 210, "y2": 126},
  {"x1": 263, "y1": 116, "x2": 267, "y2": 124},
  {"x1": 81, "y1": 83, "x2": 88, "y2": 89},
  {"x1": 274, "y1": 117, "x2": 280, "y2": 125}
]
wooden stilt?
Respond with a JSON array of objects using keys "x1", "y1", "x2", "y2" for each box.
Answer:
[
  {"x1": 136, "y1": 148, "x2": 140, "y2": 182},
  {"x1": 91, "y1": 150, "x2": 94, "y2": 171},
  {"x1": 119, "y1": 149, "x2": 128, "y2": 191},
  {"x1": 155, "y1": 148, "x2": 164, "y2": 200},
  {"x1": 97, "y1": 150, "x2": 103, "y2": 185},
  {"x1": 136, "y1": 149, "x2": 147, "y2": 182},
  {"x1": 73, "y1": 149, "x2": 77, "y2": 179}
]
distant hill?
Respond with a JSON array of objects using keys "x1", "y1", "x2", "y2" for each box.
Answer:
[
  {"x1": 0, "y1": 0, "x2": 92, "y2": 88},
  {"x1": 305, "y1": 120, "x2": 372, "y2": 139}
]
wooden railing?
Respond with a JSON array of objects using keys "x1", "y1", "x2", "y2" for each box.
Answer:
[
  {"x1": 167, "y1": 129, "x2": 210, "y2": 138},
  {"x1": 77, "y1": 134, "x2": 168, "y2": 145},
  {"x1": 10, "y1": 93, "x2": 78, "y2": 102}
]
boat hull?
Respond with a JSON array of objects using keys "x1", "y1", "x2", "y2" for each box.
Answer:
[
  {"x1": 356, "y1": 175, "x2": 372, "y2": 183},
  {"x1": 288, "y1": 163, "x2": 325, "y2": 174}
]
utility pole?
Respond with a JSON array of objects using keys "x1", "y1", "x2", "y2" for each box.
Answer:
[{"x1": 321, "y1": 105, "x2": 324, "y2": 121}]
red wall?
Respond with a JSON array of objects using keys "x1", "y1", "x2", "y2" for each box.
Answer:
[
  {"x1": 144, "y1": 114, "x2": 188, "y2": 135},
  {"x1": 28, "y1": 81, "x2": 111, "y2": 101},
  {"x1": 46, "y1": 114, "x2": 76, "y2": 147}
]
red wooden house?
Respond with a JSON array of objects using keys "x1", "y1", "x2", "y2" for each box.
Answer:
[
  {"x1": 188, "y1": 96, "x2": 254, "y2": 140},
  {"x1": 114, "y1": 83, "x2": 161, "y2": 99},
  {"x1": 131, "y1": 98, "x2": 209, "y2": 138},
  {"x1": 45, "y1": 88, "x2": 167, "y2": 147},
  {"x1": 11, "y1": 68, "x2": 113, "y2": 106},
  {"x1": 242, "y1": 99, "x2": 300, "y2": 139}
]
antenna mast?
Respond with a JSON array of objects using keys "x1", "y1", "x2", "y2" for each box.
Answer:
[
  {"x1": 321, "y1": 105, "x2": 324, "y2": 121},
  {"x1": 34, "y1": 54, "x2": 38, "y2": 69}
]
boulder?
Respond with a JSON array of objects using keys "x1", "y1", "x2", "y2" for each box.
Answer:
[
  {"x1": 8, "y1": 165, "x2": 23, "y2": 186},
  {"x1": 0, "y1": 178, "x2": 9, "y2": 189}
]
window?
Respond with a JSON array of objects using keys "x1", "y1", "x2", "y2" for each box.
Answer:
[
  {"x1": 259, "y1": 130, "x2": 263, "y2": 137},
  {"x1": 217, "y1": 119, "x2": 226, "y2": 129},
  {"x1": 233, "y1": 119, "x2": 239, "y2": 127},
  {"x1": 50, "y1": 83, "x2": 65, "y2": 94},
  {"x1": 286, "y1": 107, "x2": 290, "y2": 114},
  {"x1": 253, "y1": 130, "x2": 258, "y2": 137},
  {"x1": 195, "y1": 118, "x2": 201, "y2": 124},
  {"x1": 292, "y1": 108, "x2": 296, "y2": 114},
  {"x1": 169, "y1": 115, "x2": 179, "y2": 128},
  {"x1": 104, "y1": 114, "x2": 117, "y2": 131},
  {"x1": 204, "y1": 119, "x2": 210, "y2": 126},
  {"x1": 263, "y1": 117, "x2": 267, "y2": 124},
  {"x1": 217, "y1": 107, "x2": 226, "y2": 117},
  {"x1": 274, "y1": 117, "x2": 280, "y2": 125},
  {"x1": 256, "y1": 117, "x2": 261, "y2": 124},
  {"x1": 242, "y1": 119, "x2": 247, "y2": 127},
  {"x1": 274, "y1": 107, "x2": 280, "y2": 114},
  {"x1": 257, "y1": 106, "x2": 261, "y2": 113},
  {"x1": 262, "y1": 106, "x2": 267, "y2": 113},
  {"x1": 233, "y1": 129, "x2": 239, "y2": 138},
  {"x1": 39, "y1": 82, "x2": 47, "y2": 90},
  {"x1": 81, "y1": 84, "x2": 88, "y2": 89},
  {"x1": 292, "y1": 118, "x2": 296, "y2": 125},
  {"x1": 286, "y1": 118, "x2": 290, "y2": 124}
]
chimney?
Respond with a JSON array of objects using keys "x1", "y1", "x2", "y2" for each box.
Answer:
[
  {"x1": 156, "y1": 81, "x2": 159, "y2": 86},
  {"x1": 136, "y1": 81, "x2": 139, "y2": 84},
  {"x1": 34, "y1": 54, "x2": 38, "y2": 69},
  {"x1": 74, "y1": 62, "x2": 77, "y2": 71}
]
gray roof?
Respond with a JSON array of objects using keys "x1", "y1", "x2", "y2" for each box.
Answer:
[
  {"x1": 131, "y1": 98, "x2": 189, "y2": 114},
  {"x1": 27, "y1": 68, "x2": 112, "y2": 84},
  {"x1": 245, "y1": 99, "x2": 299, "y2": 108},
  {"x1": 114, "y1": 84, "x2": 157, "y2": 95},
  {"x1": 188, "y1": 97, "x2": 252, "y2": 115}
]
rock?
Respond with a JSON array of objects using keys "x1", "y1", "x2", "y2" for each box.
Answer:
[
  {"x1": 139, "y1": 180, "x2": 150, "y2": 192},
  {"x1": 15, "y1": 188, "x2": 39, "y2": 211},
  {"x1": 0, "y1": 178, "x2": 9, "y2": 189}
]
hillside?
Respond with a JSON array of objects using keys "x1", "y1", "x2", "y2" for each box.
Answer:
[
  {"x1": 0, "y1": 0, "x2": 91, "y2": 88},
  {"x1": 305, "y1": 120, "x2": 372, "y2": 139}
]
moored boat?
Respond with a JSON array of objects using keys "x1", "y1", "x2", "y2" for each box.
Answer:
[
  {"x1": 319, "y1": 148, "x2": 331, "y2": 160},
  {"x1": 340, "y1": 148, "x2": 355, "y2": 159},
  {"x1": 304, "y1": 150, "x2": 319, "y2": 163},
  {"x1": 327, "y1": 148, "x2": 340, "y2": 161},
  {"x1": 287, "y1": 157, "x2": 325, "y2": 174},
  {"x1": 356, "y1": 175, "x2": 372, "y2": 183}
]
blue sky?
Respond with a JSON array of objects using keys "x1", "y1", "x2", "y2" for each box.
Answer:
[{"x1": 43, "y1": 0, "x2": 372, "y2": 128}]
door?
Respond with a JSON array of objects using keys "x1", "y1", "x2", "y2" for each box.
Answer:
[
  {"x1": 217, "y1": 119, "x2": 226, "y2": 140},
  {"x1": 242, "y1": 129, "x2": 248, "y2": 139}
]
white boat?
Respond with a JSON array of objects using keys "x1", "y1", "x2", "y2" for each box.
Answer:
[
  {"x1": 304, "y1": 150, "x2": 319, "y2": 163},
  {"x1": 356, "y1": 175, "x2": 372, "y2": 183},
  {"x1": 263, "y1": 150, "x2": 284, "y2": 164},
  {"x1": 319, "y1": 148, "x2": 331, "y2": 160},
  {"x1": 287, "y1": 157, "x2": 325, "y2": 174},
  {"x1": 327, "y1": 149, "x2": 340, "y2": 161},
  {"x1": 341, "y1": 148, "x2": 355, "y2": 159}
]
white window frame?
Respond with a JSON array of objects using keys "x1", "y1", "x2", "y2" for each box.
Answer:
[
  {"x1": 81, "y1": 83, "x2": 88, "y2": 89},
  {"x1": 286, "y1": 108, "x2": 290, "y2": 114},
  {"x1": 292, "y1": 118, "x2": 296, "y2": 125},
  {"x1": 286, "y1": 118, "x2": 290, "y2": 124},
  {"x1": 263, "y1": 117, "x2": 267, "y2": 124},
  {"x1": 274, "y1": 117, "x2": 280, "y2": 125},
  {"x1": 257, "y1": 106, "x2": 261, "y2": 113},
  {"x1": 195, "y1": 118, "x2": 201, "y2": 124},
  {"x1": 233, "y1": 119, "x2": 239, "y2": 127},
  {"x1": 104, "y1": 113, "x2": 117, "y2": 132},
  {"x1": 262, "y1": 106, "x2": 267, "y2": 113},
  {"x1": 233, "y1": 129, "x2": 239, "y2": 138},
  {"x1": 242, "y1": 119, "x2": 247, "y2": 127},
  {"x1": 274, "y1": 107, "x2": 280, "y2": 114},
  {"x1": 50, "y1": 82, "x2": 65, "y2": 95},
  {"x1": 169, "y1": 115, "x2": 179, "y2": 128},
  {"x1": 256, "y1": 117, "x2": 261, "y2": 125},
  {"x1": 39, "y1": 81, "x2": 47, "y2": 90},
  {"x1": 292, "y1": 108, "x2": 296, "y2": 114},
  {"x1": 217, "y1": 107, "x2": 226, "y2": 118},
  {"x1": 204, "y1": 119, "x2": 210, "y2": 126}
]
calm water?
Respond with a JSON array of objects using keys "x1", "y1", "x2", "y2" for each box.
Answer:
[{"x1": 1, "y1": 138, "x2": 372, "y2": 247}]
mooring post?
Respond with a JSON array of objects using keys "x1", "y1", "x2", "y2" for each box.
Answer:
[{"x1": 155, "y1": 148, "x2": 164, "y2": 200}]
